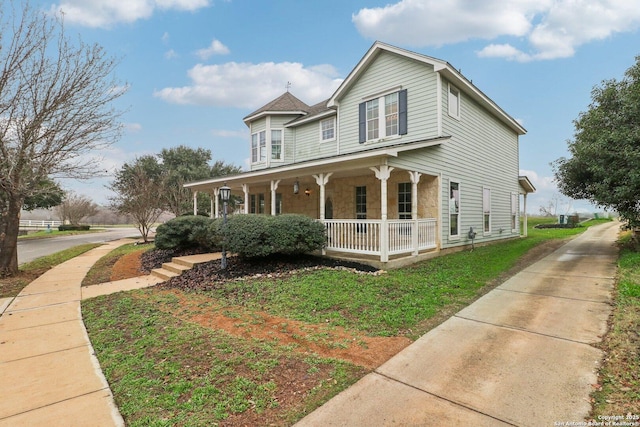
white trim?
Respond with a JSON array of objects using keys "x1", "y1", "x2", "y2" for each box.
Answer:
[
  {"x1": 185, "y1": 137, "x2": 448, "y2": 191},
  {"x1": 436, "y1": 74, "x2": 442, "y2": 136},
  {"x1": 482, "y1": 186, "x2": 491, "y2": 235},
  {"x1": 448, "y1": 83, "x2": 461, "y2": 120},
  {"x1": 285, "y1": 109, "x2": 335, "y2": 128},
  {"x1": 243, "y1": 110, "x2": 307, "y2": 124},
  {"x1": 448, "y1": 179, "x2": 461, "y2": 240},
  {"x1": 361, "y1": 85, "x2": 403, "y2": 102},
  {"x1": 319, "y1": 117, "x2": 336, "y2": 142},
  {"x1": 327, "y1": 41, "x2": 526, "y2": 135}
]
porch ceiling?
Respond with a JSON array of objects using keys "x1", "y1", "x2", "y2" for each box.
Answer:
[{"x1": 185, "y1": 136, "x2": 448, "y2": 192}]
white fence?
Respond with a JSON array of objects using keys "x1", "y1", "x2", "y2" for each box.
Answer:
[
  {"x1": 324, "y1": 218, "x2": 437, "y2": 261},
  {"x1": 19, "y1": 220, "x2": 63, "y2": 229}
]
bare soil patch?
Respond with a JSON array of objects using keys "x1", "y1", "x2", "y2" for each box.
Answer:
[{"x1": 117, "y1": 240, "x2": 566, "y2": 370}]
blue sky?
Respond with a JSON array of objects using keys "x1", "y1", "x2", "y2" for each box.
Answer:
[{"x1": 29, "y1": 0, "x2": 640, "y2": 213}]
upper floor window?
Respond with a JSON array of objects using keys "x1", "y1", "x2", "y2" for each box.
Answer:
[
  {"x1": 251, "y1": 130, "x2": 267, "y2": 163},
  {"x1": 320, "y1": 117, "x2": 335, "y2": 141},
  {"x1": 271, "y1": 129, "x2": 282, "y2": 161},
  {"x1": 259, "y1": 131, "x2": 266, "y2": 162},
  {"x1": 359, "y1": 89, "x2": 407, "y2": 143},
  {"x1": 448, "y1": 84, "x2": 460, "y2": 119}
]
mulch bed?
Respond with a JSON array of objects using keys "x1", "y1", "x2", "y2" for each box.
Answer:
[{"x1": 141, "y1": 249, "x2": 380, "y2": 292}]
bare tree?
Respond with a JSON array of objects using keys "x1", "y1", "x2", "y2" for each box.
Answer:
[
  {"x1": 108, "y1": 157, "x2": 166, "y2": 243},
  {"x1": 0, "y1": 2, "x2": 126, "y2": 276},
  {"x1": 54, "y1": 192, "x2": 99, "y2": 225}
]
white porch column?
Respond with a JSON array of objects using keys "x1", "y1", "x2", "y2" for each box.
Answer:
[
  {"x1": 193, "y1": 191, "x2": 198, "y2": 216},
  {"x1": 371, "y1": 165, "x2": 394, "y2": 262},
  {"x1": 313, "y1": 173, "x2": 333, "y2": 220},
  {"x1": 243, "y1": 184, "x2": 249, "y2": 214},
  {"x1": 212, "y1": 188, "x2": 220, "y2": 219},
  {"x1": 408, "y1": 171, "x2": 422, "y2": 255},
  {"x1": 270, "y1": 180, "x2": 281, "y2": 216}
]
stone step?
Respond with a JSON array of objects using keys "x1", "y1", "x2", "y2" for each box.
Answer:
[
  {"x1": 150, "y1": 253, "x2": 221, "y2": 281},
  {"x1": 150, "y1": 268, "x2": 180, "y2": 281},
  {"x1": 162, "y1": 262, "x2": 192, "y2": 274}
]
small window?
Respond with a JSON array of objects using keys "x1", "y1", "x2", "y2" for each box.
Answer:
[
  {"x1": 320, "y1": 117, "x2": 335, "y2": 141},
  {"x1": 251, "y1": 134, "x2": 258, "y2": 163},
  {"x1": 511, "y1": 193, "x2": 518, "y2": 231},
  {"x1": 259, "y1": 131, "x2": 266, "y2": 162},
  {"x1": 398, "y1": 182, "x2": 411, "y2": 219},
  {"x1": 449, "y1": 181, "x2": 460, "y2": 237},
  {"x1": 271, "y1": 129, "x2": 282, "y2": 161},
  {"x1": 483, "y1": 187, "x2": 491, "y2": 233},
  {"x1": 448, "y1": 84, "x2": 460, "y2": 119}
]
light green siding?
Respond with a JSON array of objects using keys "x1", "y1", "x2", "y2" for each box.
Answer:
[{"x1": 337, "y1": 51, "x2": 440, "y2": 154}]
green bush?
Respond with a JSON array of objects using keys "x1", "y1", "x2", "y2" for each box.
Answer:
[
  {"x1": 221, "y1": 214, "x2": 325, "y2": 258},
  {"x1": 155, "y1": 216, "x2": 220, "y2": 251},
  {"x1": 58, "y1": 224, "x2": 90, "y2": 231}
]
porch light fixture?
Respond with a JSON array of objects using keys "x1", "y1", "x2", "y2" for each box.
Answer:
[
  {"x1": 293, "y1": 179, "x2": 299, "y2": 195},
  {"x1": 304, "y1": 188, "x2": 311, "y2": 197},
  {"x1": 220, "y1": 183, "x2": 231, "y2": 269}
]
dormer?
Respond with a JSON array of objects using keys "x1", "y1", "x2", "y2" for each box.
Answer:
[{"x1": 244, "y1": 92, "x2": 310, "y2": 170}]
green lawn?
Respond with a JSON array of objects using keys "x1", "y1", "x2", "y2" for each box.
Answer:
[{"x1": 82, "y1": 216, "x2": 614, "y2": 425}]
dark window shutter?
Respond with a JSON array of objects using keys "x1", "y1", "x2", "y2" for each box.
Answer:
[
  {"x1": 358, "y1": 102, "x2": 366, "y2": 143},
  {"x1": 399, "y1": 89, "x2": 408, "y2": 135}
]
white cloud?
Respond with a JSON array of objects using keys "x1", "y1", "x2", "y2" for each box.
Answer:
[
  {"x1": 353, "y1": 0, "x2": 640, "y2": 62},
  {"x1": 124, "y1": 122, "x2": 142, "y2": 133},
  {"x1": 211, "y1": 129, "x2": 247, "y2": 138},
  {"x1": 164, "y1": 49, "x2": 179, "y2": 60},
  {"x1": 154, "y1": 61, "x2": 343, "y2": 109},
  {"x1": 51, "y1": 0, "x2": 210, "y2": 28},
  {"x1": 195, "y1": 39, "x2": 230, "y2": 60}
]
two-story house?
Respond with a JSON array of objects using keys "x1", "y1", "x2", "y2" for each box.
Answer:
[{"x1": 186, "y1": 41, "x2": 535, "y2": 266}]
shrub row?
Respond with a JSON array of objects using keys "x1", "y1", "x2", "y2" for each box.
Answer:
[
  {"x1": 58, "y1": 225, "x2": 91, "y2": 231},
  {"x1": 155, "y1": 214, "x2": 326, "y2": 258}
]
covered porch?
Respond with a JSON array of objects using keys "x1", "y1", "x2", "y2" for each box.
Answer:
[{"x1": 186, "y1": 141, "x2": 444, "y2": 263}]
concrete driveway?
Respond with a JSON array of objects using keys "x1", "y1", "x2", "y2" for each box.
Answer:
[{"x1": 296, "y1": 221, "x2": 619, "y2": 426}]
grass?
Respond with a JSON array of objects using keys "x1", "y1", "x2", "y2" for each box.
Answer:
[
  {"x1": 82, "y1": 216, "x2": 615, "y2": 425},
  {"x1": 83, "y1": 293, "x2": 366, "y2": 426},
  {"x1": 82, "y1": 243, "x2": 152, "y2": 286},
  {"x1": 0, "y1": 243, "x2": 102, "y2": 298},
  {"x1": 591, "y1": 231, "x2": 640, "y2": 417},
  {"x1": 18, "y1": 229, "x2": 105, "y2": 240}
]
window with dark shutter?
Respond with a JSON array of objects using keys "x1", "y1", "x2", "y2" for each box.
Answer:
[
  {"x1": 358, "y1": 102, "x2": 366, "y2": 143},
  {"x1": 399, "y1": 89, "x2": 407, "y2": 135}
]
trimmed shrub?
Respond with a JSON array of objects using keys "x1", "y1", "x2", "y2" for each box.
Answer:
[
  {"x1": 155, "y1": 215, "x2": 220, "y2": 251},
  {"x1": 221, "y1": 214, "x2": 326, "y2": 258},
  {"x1": 58, "y1": 225, "x2": 90, "y2": 231},
  {"x1": 268, "y1": 214, "x2": 326, "y2": 255}
]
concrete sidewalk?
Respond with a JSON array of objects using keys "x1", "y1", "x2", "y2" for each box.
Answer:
[
  {"x1": 296, "y1": 221, "x2": 619, "y2": 427},
  {"x1": 0, "y1": 240, "x2": 133, "y2": 427}
]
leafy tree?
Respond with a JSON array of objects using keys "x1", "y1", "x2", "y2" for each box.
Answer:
[
  {"x1": 22, "y1": 179, "x2": 64, "y2": 211},
  {"x1": 554, "y1": 55, "x2": 640, "y2": 226},
  {"x1": 158, "y1": 145, "x2": 242, "y2": 216},
  {"x1": 108, "y1": 156, "x2": 164, "y2": 243},
  {"x1": 54, "y1": 191, "x2": 99, "y2": 225},
  {"x1": 0, "y1": 2, "x2": 126, "y2": 276}
]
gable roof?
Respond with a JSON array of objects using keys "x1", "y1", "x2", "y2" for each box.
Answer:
[
  {"x1": 243, "y1": 92, "x2": 310, "y2": 124},
  {"x1": 327, "y1": 41, "x2": 526, "y2": 135}
]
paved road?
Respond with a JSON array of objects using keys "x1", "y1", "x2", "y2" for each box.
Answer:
[{"x1": 17, "y1": 228, "x2": 142, "y2": 265}]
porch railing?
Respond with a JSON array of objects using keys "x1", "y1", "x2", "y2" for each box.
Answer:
[{"x1": 323, "y1": 218, "x2": 437, "y2": 261}]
